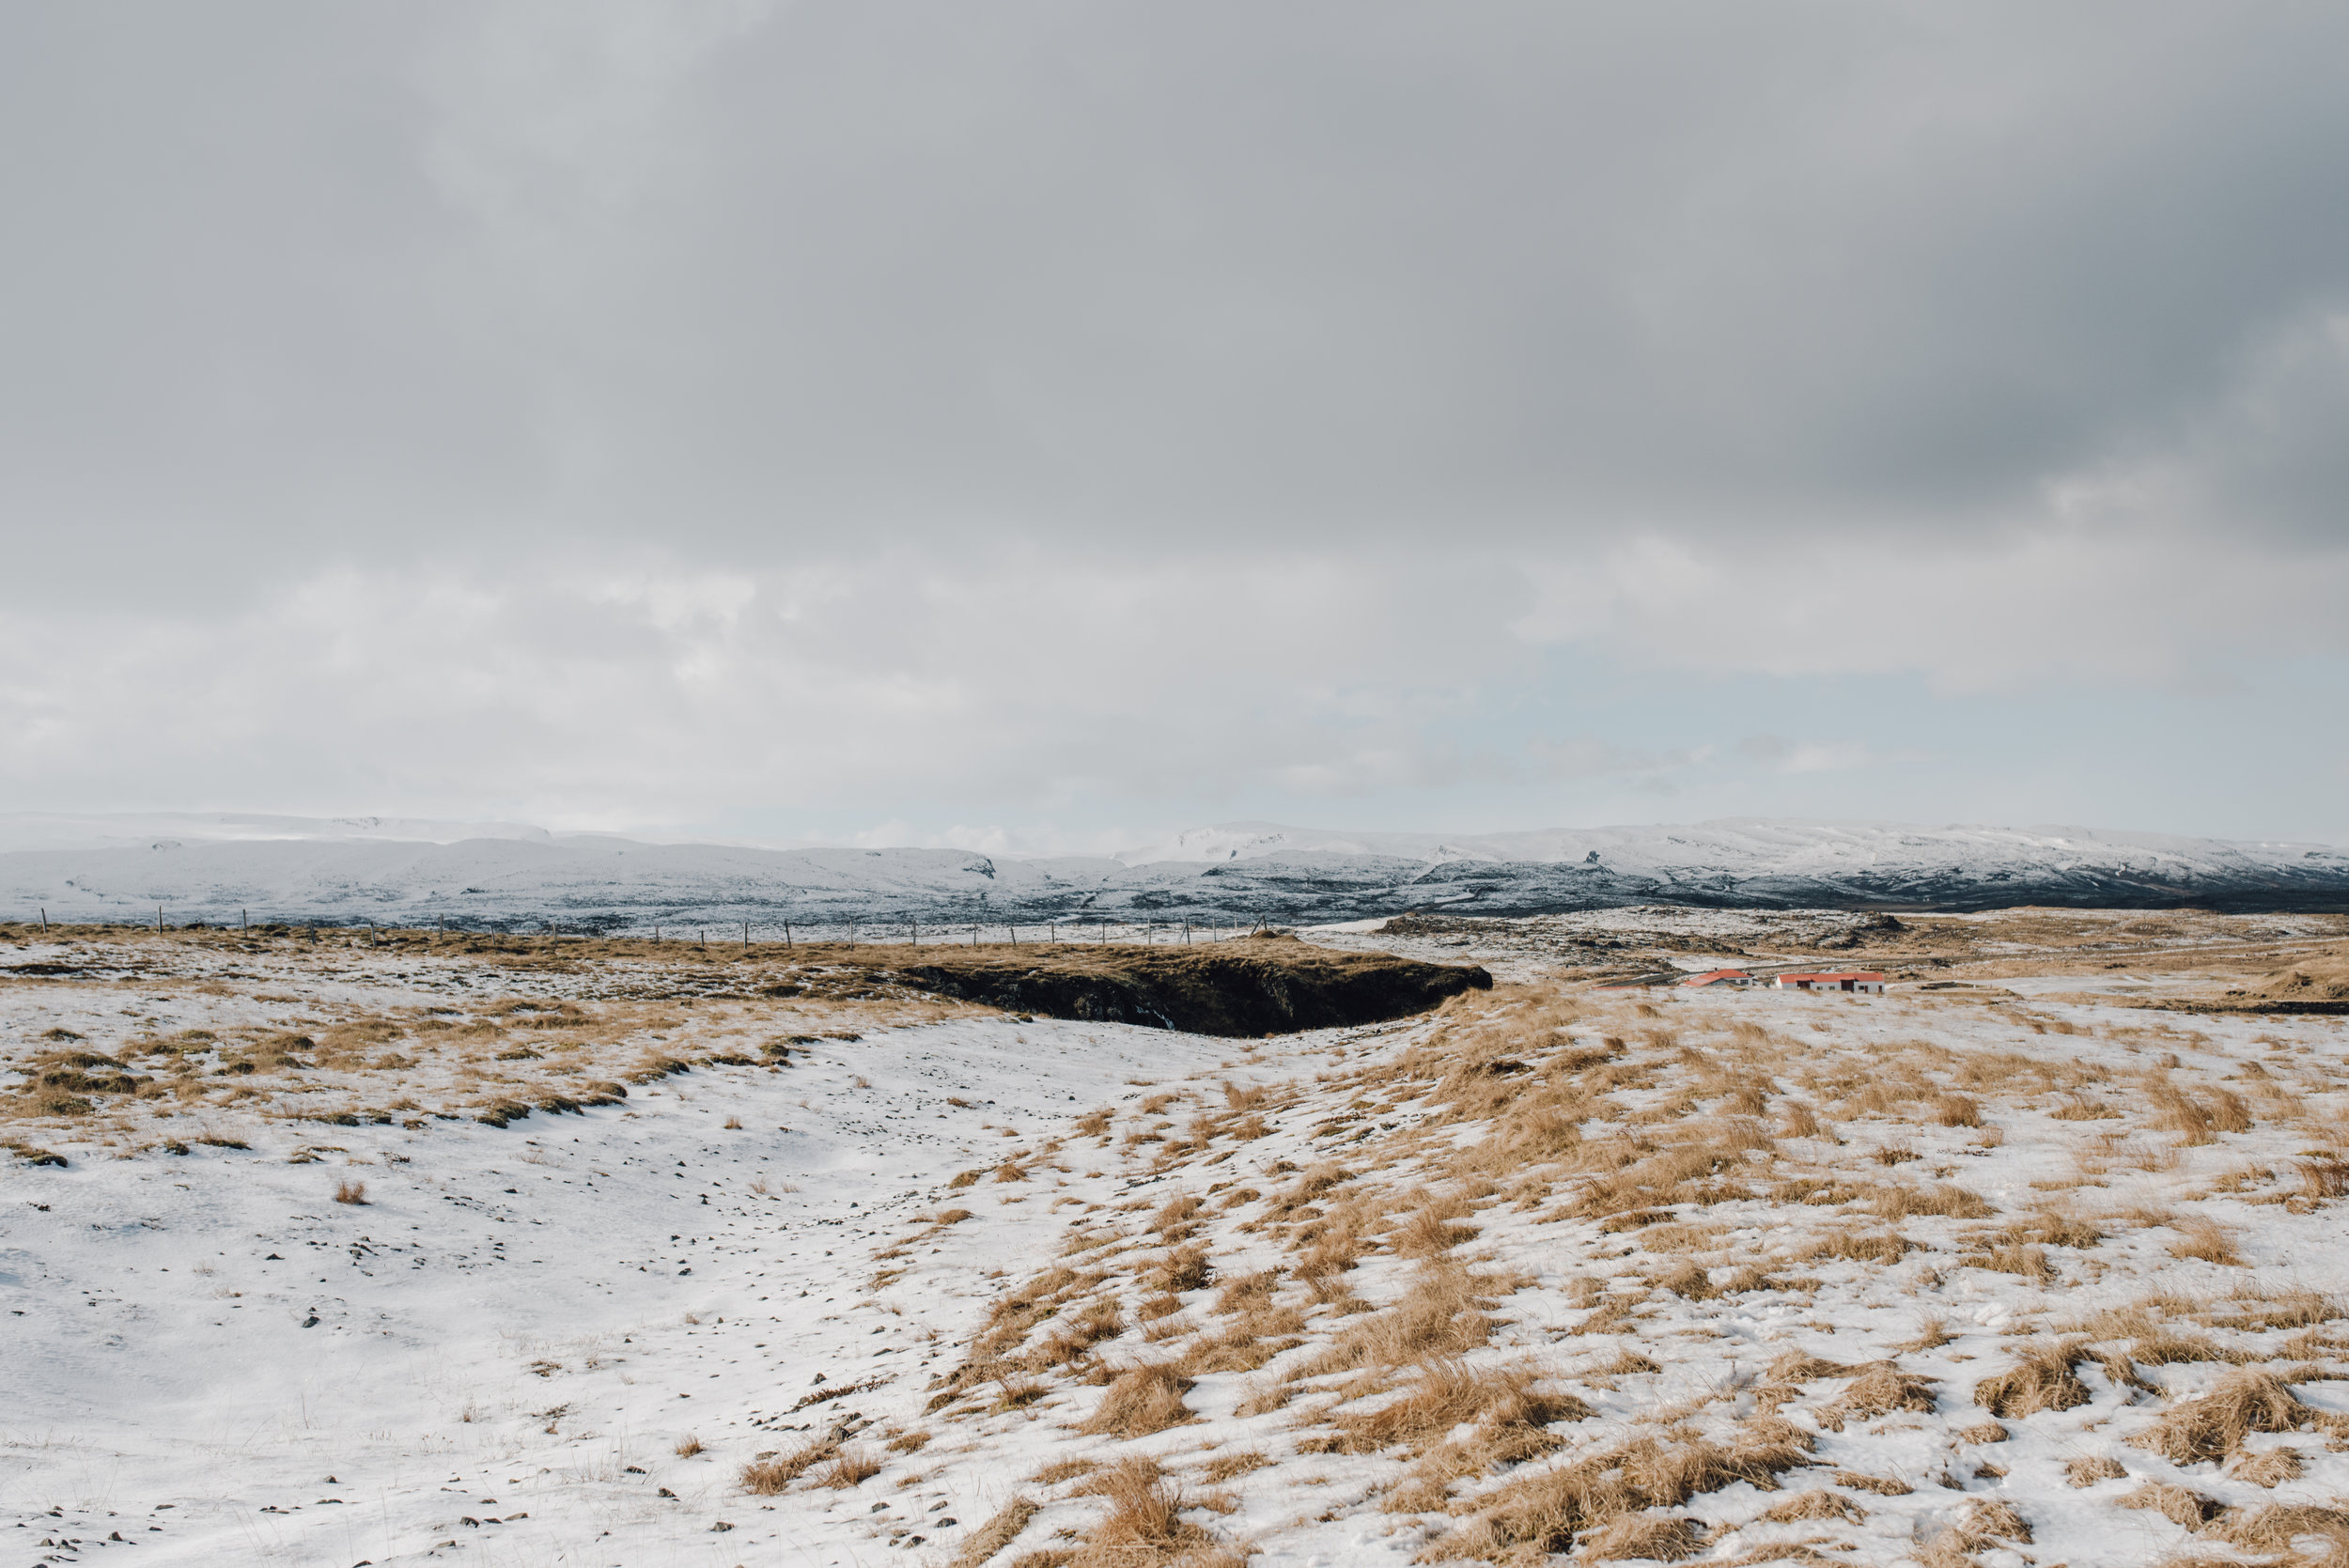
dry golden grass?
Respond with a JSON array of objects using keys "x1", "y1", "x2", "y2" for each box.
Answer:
[
  {"x1": 1308, "y1": 1360, "x2": 1589, "y2": 1461},
  {"x1": 2131, "y1": 1369, "x2": 2334, "y2": 1464},
  {"x1": 1391, "y1": 1192, "x2": 1482, "y2": 1257},
  {"x1": 2123, "y1": 1327, "x2": 2238, "y2": 1366},
  {"x1": 1179, "y1": 1308, "x2": 1306, "y2": 1376},
  {"x1": 1133, "y1": 1293, "x2": 1185, "y2": 1326},
  {"x1": 1894, "y1": 1317, "x2": 1953, "y2": 1352},
  {"x1": 1766, "y1": 1352, "x2": 1855, "y2": 1384},
  {"x1": 2147, "y1": 1082, "x2": 2254, "y2": 1144},
  {"x1": 1151, "y1": 1193, "x2": 1206, "y2": 1237},
  {"x1": 1573, "y1": 1514, "x2": 1705, "y2": 1562},
  {"x1": 1777, "y1": 1101, "x2": 1826, "y2": 1139},
  {"x1": 2065, "y1": 1454, "x2": 2128, "y2": 1486},
  {"x1": 674, "y1": 1435, "x2": 703, "y2": 1457},
  {"x1": 1149, "y1": 1244, "x2": 1213, "y2": 1295},
  {"x1": 1031, "y1": 1457, "x2": 1098, "y2": 1485},
  {"x1": 2166, "y1": 1216, "x2": 2246, "y2": 1265},
  {"x1": 2229, "y1": 1446, "x2": 2305, "y2": 1486},
  {"x1": 1081, "y1": 1362, "x2": 1195, "y2": 1438},
  {"x1": 1812, "y1": 1362, "x2": 1937, "y2": 1431},
  {"x1": 1955, "y1": 1240, "x2": 2054, "y2": 1281},
  {"x1": 1919, "y1": 1498, "x2": 2031, "y2": 1567},
  {"x1": 1195, "y1": 1451, "x2": 1271, "y2": 1483},
  {"x1": 989, "y1": 1374, "x2": 1048, "y2": 1412},
  {"x1": 1870, "y1": 1183, "x2": 1996, "y2": 1220},
  {"x1": 1972, "y1": 1340, "x2": 2092, "y2": 1418},
  {"x1": 951, "y1": 1497, "x2": 1041, "y2": 1568},
  {"x1": 2215, "y1": 1284, "x2": 2341, "y2": 1330},
  {"x1": 1760, "y1": 1489, "x2": 1865, "y2": 1524},
  {"x1": 0, "y1": 941, "x2": 994, "y2": 1139},
  {"x1": 1066, "y1": 1458, "x2": 1241, "y2": 1568},
  {"x1": 1934, "y1": 1094, "x2": 1983, "y2": 1127},
  {"x1": 1803, "y1": 1231, "x2": 1914, "y2": 1265},
  {"x1": 741, "y1": 1438, "x2": 836, "y2": 1494},
  {"x1": 2117, "y1": 1483, "x2": 2224, "y2": 1529},
  {"x1": 1210, "y1": 1269, "x2": 1281, "y2": 1316},
  {"x1": 1034, "y1": 1296, "x2": 1125, "y2": 1368},
  {"x1": 1426, "y1": 1418, "x2": 1812, "y2": 1563},
  {"x1": 1303, "y1": 1263, "x2": 1496, "y2": 1374},
  {"x1": 2201, "y1": 1501, "x2": 2349, "y2": 1562},
  {"x1": 2297, "y1": 1156, "x2": 2349, "y2": 1201},
  {"x1": 1234, "y1": 1377, "x2": 1292, "y2": 1418},
  {"x1": 817, "y1": 1447, "x2": 881, "y2": 1488}
]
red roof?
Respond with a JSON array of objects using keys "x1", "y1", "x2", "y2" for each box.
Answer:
[
  {"x1": 1681, "y1": 970, "x2": 1752, "y2": 986},
  {"x1": 1778, "y1": 971, "x2": 1884, "y2": 983}
]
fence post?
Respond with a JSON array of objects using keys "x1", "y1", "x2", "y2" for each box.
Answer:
[
  {"x1": 39, "y1": 908, "x2": 47, "y2": 932},
  {"x1": 911, "y1": 918, "x2": 919, "y2": 949},
  {"x1": 785, "y1": 920, "x2": 793, "y2": 948},
  {"x1": 743, "y1": 921, "x2": 751, "y2": 950}
]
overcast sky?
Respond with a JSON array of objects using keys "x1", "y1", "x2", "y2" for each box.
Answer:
[{"x1": 3, "y1": 2, "x2": 2345, "y2": 851}]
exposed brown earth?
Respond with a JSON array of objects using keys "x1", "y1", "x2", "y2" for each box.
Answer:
[{"x1": 888, "y1": 932, "x2": 1492, "y2": 1035}]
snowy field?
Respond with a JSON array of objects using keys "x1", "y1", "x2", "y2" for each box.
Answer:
[{"x1": 8, "y1": 932, "x2": 2349, "y2": 1567}]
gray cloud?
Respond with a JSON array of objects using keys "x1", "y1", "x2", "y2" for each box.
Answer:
[
  {"x1": 2, "y1": 3, "x2": 2346, "y2": 837},
  {"x1": 9, "y1": 3, "x2": 2349, "y2": 578}
]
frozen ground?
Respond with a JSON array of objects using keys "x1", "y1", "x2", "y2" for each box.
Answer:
[
  {"x1": 8, "y1": 934, "x2": 2349, "y2": 1567},
  {"x1": 2, "y1": 1000, "x2": 1272, "y2": 1567},
  {"x1": 1299, "y1": 907, "x2": 2349, "y2": 989}
]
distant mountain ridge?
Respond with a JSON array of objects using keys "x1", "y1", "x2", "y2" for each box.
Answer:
[{"x1": 1, "y1": 814, "x2": 2342, "y2": 929}]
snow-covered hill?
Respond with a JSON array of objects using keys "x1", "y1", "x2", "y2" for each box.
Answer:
[{"x1": 1, "y1": 814, "x2": 2343, "y2": 930}]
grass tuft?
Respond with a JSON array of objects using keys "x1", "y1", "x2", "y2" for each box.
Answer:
[
  {"x1": 741, "y1": 1438, "x2": 836, "y2": 1495},
  {"x1": 1972, "y1": 1340, "x2": 2092, "y2": 1419},
  {"x1": 1081, "y1": 1362, "x2": 1195, "y2": 1438},
  {"x1": 950, "y1": 1498, "x2": 1041, "y2": 1568},
  {"x1": 2065, "y1": 1455, "x2": 2127, "y2": 1486},
  {"x1": 2131, "y1": 1369, "x2": 2329, "y2": 1465}
]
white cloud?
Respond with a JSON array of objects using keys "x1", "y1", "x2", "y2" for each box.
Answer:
[
  {"x1": 1511, "y1": 525, "x2": 2349, "y2": 693},
  {"x1": 1737, "y1": 736, "x2": 1919, "y2": 776},
  {"x1": 0, "y1": 549, "x2": 1526, "y2": 825}
]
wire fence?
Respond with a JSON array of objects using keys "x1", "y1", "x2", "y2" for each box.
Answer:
[
  {"x1": 583, "y1": 917, "x2": 1264, "y2": 949},
  {"x1": 22, "y1": 909, "x2": 1277, "y2": 949}
]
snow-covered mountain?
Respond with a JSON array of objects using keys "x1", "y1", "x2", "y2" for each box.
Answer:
[{"x1": 0, "y1": 813, "x2": 2342, "y2": 930}]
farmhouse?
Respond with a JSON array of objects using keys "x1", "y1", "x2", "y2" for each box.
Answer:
[
  {"x1": 1680, "y1": 969, "x2": 1755, "y2": 988},
  {"x1": 1775, "y1": 970, "x2": 1886, "y2": 994}
]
